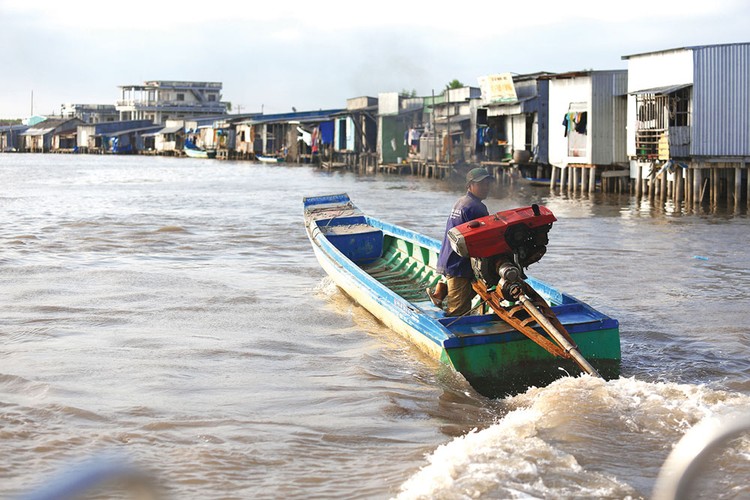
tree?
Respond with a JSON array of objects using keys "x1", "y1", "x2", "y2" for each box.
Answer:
[
  {"x1": 446, "y1": 79, "x2": 464, "y2": 90},
  {"x1": 399, "y1": 89, "x2": 417, "y2": 98}
]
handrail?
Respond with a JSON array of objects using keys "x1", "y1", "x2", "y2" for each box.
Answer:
[{"x1": 652, "y1": 411, "x2": 750, "y2": 500}]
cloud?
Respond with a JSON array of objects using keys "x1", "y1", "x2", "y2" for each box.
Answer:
[{"x1": 1, "y1": 0, "x2": 749, "y2": 118}]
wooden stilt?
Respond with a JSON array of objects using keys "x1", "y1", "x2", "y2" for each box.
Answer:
[
  {"x1": 560, "y1": 166, "x2": 567, "y2": 192},
  {"x1": 572, "y1": 167, "x2": 579, "y2": 194},
  {"x1": 581, "y1": 166, "x2": 589, "y2": 193},
  {"x1": 694, "y1": 167, "x2": 702, "y2": 206},
  {"x1": 550, "y1": 166, "x2": 558, "y2": 190},
  {"x1": 711, "y1": 168, "x2": 717, "y2": 208},
  {"x1": 589, "y1": 166, "x2": 596, "y2": 194},
  {"x1": 667, "y1": 171, "x2": 673, "y2": 199},
  {"x1": 635, "y1": 163, "x2": 642, "y2": 197},
  {"x1": 648, "y1": 163, "x2": 655, "y2": 199},
  {"x1": 734, "y1": 167, "x2": 741, "y2": 212},
  {"x1": 726, "y1": 166, "x2": 733, "y2": 211},
  {"x1": 675, "y1": 166, "x2": 684, "y2": 207}
]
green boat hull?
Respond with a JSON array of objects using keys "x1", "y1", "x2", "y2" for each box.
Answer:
[
  {"x1": 304, "y1": 193, "x2": 621, "y2": 397},
  {"x1": 442, "y1": 328, "x2": 621, "y2": 397}
]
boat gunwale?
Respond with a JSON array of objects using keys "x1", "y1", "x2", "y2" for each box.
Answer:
[{"x1": 304, "y1": 196, "x2": 618, "y2": 349}]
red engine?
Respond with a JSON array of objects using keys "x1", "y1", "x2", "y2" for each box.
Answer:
[
  {"x1": 448, "y1": 205, "x2": 556, "y2": 287},
  {"x1": 449, "y1": 205, "x2": 556, "y2": 258}
]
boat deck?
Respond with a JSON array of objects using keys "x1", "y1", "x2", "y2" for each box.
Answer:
[
  {"x1": 361, "y1": 234, "x2": 441, "y2": 303},
  {"x1": 360, "y1": 233, "x2": 611, "y2": 339}
]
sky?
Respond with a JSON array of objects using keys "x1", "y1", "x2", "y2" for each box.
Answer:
[{"x1": 1, "y1": 0, "x2": 749, "y2": 119}]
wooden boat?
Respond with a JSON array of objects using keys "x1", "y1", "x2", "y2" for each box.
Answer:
[
  {"x1": 303, "y1": 193, "x2": 620, "y2": 397},
  {"x1": 184, "y1": 146, "x2": 216, "y2": 159},
  {"x1": 321, "y1": 161, "x2": 347, "y2": 169},
  {"x1": 522, "y1": 176, "x2": 551, "y2": 187},
  {"x1": 256, "y1": 155, "x2": 283, "y2": 163}
]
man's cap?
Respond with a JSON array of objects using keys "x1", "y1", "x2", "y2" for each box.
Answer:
[{"x1": 466, "y1": 167, "x2": 492, "y2": 183}]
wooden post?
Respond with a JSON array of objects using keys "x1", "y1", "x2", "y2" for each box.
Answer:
[
  {"x1": 570, "y1": 167, "x2": 576, "y2": 194},
  {"x1": 735, "y1": 166, "x2": 742, "y2": 212},
  {"x1": 675, "y1": 165, "x2": 684, "y2": 207},
  {"x1": 550, "y1": 166, "x2": 558, "y2": 190},
  {"x1": 635, "y1": 162, "x2": 642, "y2": 197},
  {"x1": 648, "y1": 163, "x2": 655, "y2": 199},
  {"x1": 726, "y1": 166, "x2": 733, "y2": 210},
  {"x1": 693, "y1": 166, "x2": 702, "y2": 206},
  {"x1": 560, "y1": 166, "x2": 567, "y2": 192},
  {"x1": 572, "y1": 167, "x2": 579, "y2": 194},
  {"x1": 711, "y1": 167, "x2": 717, "y2": 208},
  {"x1": 660, "y1": 168, "x2": 668, "y2": 201},
  {"x1": 580, "y1": 167, "x2": 586, "y2": 194},
  {"x1": 583, "y1": 167, "x2": 589, "y2": 193},
  {"x1": 589, "y1": 165, "x2": 596, "y2": 193},
  {"x1": 667, "y1": 170, "x2": 673, "y2": 199}
]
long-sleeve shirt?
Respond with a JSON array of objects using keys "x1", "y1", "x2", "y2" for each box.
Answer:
[{"x1": 436, "y1": 192, "x2": 489, "y2": 278}]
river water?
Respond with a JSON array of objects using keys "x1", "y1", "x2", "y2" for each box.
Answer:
[{"x1": 1, "y1": 154, "x2": 748, "y2": 499}]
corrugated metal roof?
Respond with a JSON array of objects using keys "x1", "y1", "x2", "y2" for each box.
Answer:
[
  {"x1": 483, "y1": 96, "x2": 535, "y2": 107},
  {"x1": 434, "y1": 114, "x2": 471, "y2": 123},
  {"x1": 0, "y1": 125, "x2": 28, "y2": 133},
  {"x1": 237, "y1": 109, "x2": 344, "y2": 125},
  {"x1": 622, "y1": 42, "x2": 750, "y2": 60},
  {"x1": 21, "y1": 128, "x2": 54, "y2": 136},
  {"x1": 98, "y1": 126, "x2": 162, "y2": 137},
  {"x1": 158, "y1": 125, "x2": 184, "y2": 134},
  {"x1": 629, "y1": 83, "x2": 692, "y2": 95}
]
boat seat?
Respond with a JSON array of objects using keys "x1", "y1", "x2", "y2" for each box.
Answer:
[{"x1": 318, "y1": 220, "x2": 383, "y2": 264}]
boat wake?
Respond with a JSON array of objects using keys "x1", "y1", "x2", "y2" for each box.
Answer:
[
  {"x1": 313, "y1": 276, "x2": 339, "y2": 297},
  {"x1": 395, "y1": 376, "x2": 750, "y2": 499}
]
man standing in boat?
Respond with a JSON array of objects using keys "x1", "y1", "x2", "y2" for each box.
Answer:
[{"x1": 430, "y1": 167, "x2": 492, "y2": 316}]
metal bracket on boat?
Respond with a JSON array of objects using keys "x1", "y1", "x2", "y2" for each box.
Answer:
[{"x1": 473, "y1": 278, "x2": 602, "y2": 378}]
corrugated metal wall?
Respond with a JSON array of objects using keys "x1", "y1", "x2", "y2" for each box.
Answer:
[
  {"x1": 591, "y1": 71, "x2": 628, "y2": 165},
  {"x1": 693, "y1": 44, "x2": 750, "y2": 157}
]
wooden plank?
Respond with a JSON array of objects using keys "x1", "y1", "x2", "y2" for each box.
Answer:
[{"x1": 601, "y1": 169, "x2": 630, "y2": 178}]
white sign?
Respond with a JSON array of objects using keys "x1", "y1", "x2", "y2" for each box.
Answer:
[{"x1": 478, "y1": 73, "x2": 517, "y2": 103}]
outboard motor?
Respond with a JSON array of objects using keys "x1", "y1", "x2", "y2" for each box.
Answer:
[
  {"x1": 448, "y1": 204, "x2": 555, "y2": 301},
  {"x1": 447, "y1": 204, "x2": 602, "y2": 378}
]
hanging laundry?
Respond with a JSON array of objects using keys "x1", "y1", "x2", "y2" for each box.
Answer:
[
  {"x1": 297, "y1": 126, "x2": 312, "y2": 147},
  {"x1": 409, "y1": 128, "x2": 421, "y2": 145},
  {"x1": 319, "y1": 122, "x2": 334, "y2": 145},
  {"x1": 574, "y1": 112, "x2": 588, "y2": 134},
  {"x1": 311, "y1": 127, "x2": 319, "y2": 153}
]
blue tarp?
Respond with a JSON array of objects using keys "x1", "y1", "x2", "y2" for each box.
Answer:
[{"x1": 319, "y1": 121, "x2": 334, "y2": 145}]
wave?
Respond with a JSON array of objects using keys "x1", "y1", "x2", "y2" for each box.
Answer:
[{"x1": 395, "y1": 376, "x2": 750, "y2": 499}]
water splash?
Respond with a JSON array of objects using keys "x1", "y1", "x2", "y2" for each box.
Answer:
[{"x1": 396, "y1": 376, "x2": 750, "y2": 499}]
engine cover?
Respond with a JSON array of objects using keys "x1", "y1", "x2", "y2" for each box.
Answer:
[{"x1": 448, "y1": 204, "x2": 556, "y2": 259}]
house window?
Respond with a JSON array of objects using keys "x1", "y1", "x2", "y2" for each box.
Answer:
[
  {"x1": 669, "y1": 87, "x2": 691, "y2": 127},
  {"x1": 176, "y1": 93, "x2": 185, "y2": 101},
  {"x1": 564, "y1": 103, "x2": 587, "y2": 158}
]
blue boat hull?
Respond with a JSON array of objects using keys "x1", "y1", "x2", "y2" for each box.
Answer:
[{"x1": 304, "y1": 193, "x2": 620, "y2": 397}]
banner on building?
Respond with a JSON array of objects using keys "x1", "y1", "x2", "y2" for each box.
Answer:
[{"x1": 478, "y1": 73, "x2": 517, "y2": 103}]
